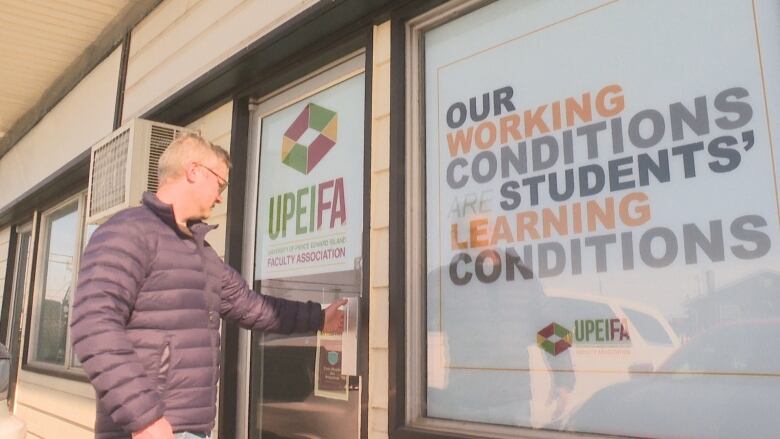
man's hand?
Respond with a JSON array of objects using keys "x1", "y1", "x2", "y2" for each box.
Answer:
[
  {"x1": 132, "y1": 417, "x2": 174, "y2": 439},
  {"x1": 322, "y1": 298, "x2": 348, "y2": 334}
]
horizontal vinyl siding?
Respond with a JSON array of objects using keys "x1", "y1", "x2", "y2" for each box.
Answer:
[
  {"x1": 123, "y1": 0, "x2": 317, "y2": 122},
  {"x1": 0, "y1": 47, "x2": 120, "y2": 210},
  {"x1": 16, "y1": 371, "x2": 96, "y2": 438},
  {"x1": 368, "y1": 20, "x2": 391, "y2": 439},
  {"x1": 17, "y1": 403, "x2": 93, "y2": 439},
  {"x1": 186, "y1": 100, "x2": 233, "y2": 259}
]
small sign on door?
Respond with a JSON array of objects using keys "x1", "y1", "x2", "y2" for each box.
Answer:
[{"x1": 314, "y1": 332, "x2": 348, "y2": 400}]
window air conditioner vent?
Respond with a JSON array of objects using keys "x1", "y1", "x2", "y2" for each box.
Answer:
[
  {"x1": 86, "y1": 119, "x2": 194, "y2": 225},
  {"x1": 147, "y1": 125, "x2": 184, "y2": 193},
  {"x1": 89, "y1": 129, "x2": 130, "y2": 217}
]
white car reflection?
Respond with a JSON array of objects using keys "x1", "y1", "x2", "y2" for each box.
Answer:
[
  {"x1": 530, "y1": 291, "x2": 679, "y2": 428},
  {"x1": 561, "y1": 320, "x2": 780, "y2": 439}
]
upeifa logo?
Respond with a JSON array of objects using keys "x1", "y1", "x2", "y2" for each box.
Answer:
[
  {"x1": 282, "y1": 103, "x2": 338, "y2": 175},
  {"x1": 537, "y1": 322, "x2": 573, "y2": 356},
  {"x1": 538, "y1": 319, "x2": 631, "y2": 356},
  {"x1": 266, "y1": 101, "x2": 347, "y2": 244}
]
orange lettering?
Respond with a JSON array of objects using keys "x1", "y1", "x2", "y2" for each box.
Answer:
[
  {"x1": 447, "y1": 127, "x2": 474, "y2": 157},
  {"x1": 491, "y1": 216, "x2": 514, "y2": 245},
  {"x1": 470, "y1": 218, "x2": 490, "y2": 248},
  {"x1": 451, "y1": 223, "x2": 468, "y2": 249},
  {"x1": 499, "y1": 114, "x2": 523, "y2": 144},
  {"x1": 565, "y1": 93, "x2": 592, "y2": 126},
  {"x1": 516, "y1": 211, "x2": 540, "y2": 241},
  {"x1": 620, "y1": 191, "x2": 651, "y2": 226},
  {"x1": 524, "y1": 105, "x2": 550, "y2": 137},
  {"x1": 587, "y1": 197, "x2": 616, "y2": 232},
  {"x1": 542, "y1": 205, "x2": 568, "y2": 238},
  {"x1": 596, "y1": 84, "x2": 625, "y2": 117},
  {"x1": 475, "y1": 121, "x2": 497, "y2": 150}
]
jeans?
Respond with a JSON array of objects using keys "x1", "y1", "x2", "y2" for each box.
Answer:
[{"x1": 174, "y1": 433, "x2": 210, "y2": 439}]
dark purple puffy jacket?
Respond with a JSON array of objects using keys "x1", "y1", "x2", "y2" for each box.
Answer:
[{"x1": 71, "y1": 193, "x2": 322, "y2": 438}]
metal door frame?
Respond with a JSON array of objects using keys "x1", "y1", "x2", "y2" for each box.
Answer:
[{"x1": 238, "y1": 50, "x2": 372, "y2": 439}]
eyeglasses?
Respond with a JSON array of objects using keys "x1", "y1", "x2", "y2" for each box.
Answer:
[{"x1": 196, "y1": 163, "x2": 229, "y2": 193}]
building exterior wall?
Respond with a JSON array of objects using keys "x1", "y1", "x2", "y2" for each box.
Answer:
[
  {"x1": 123, "y1": 0, "x2": 317, "y2": 122},
  {"x1": 6, "y1": 1, "x2": 776, "y2": 439},
  {"x1": 15, "y1": 371, "x2": 95, "y2": 438},
  {"x1": 0, "y1": 48, "x2": 120, "y2": 208}
]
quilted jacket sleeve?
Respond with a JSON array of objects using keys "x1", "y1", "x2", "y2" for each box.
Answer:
[
  {"x1": 70, "y1": 215, "x2": 164, "y2": 433},
  {"x1": 219, "y1": 264, "x2": 323, "y2": 333}
]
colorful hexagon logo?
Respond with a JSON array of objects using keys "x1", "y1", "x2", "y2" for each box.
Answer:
[
  {"x1": 281, "y1": 103, "x2": 338, "y2": 175},
  {"x1": 537, "y1": 322, "x2": 573, "y2": 356}
]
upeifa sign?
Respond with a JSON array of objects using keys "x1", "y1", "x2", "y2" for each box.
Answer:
[
  {"x1": 537, "y1": 319, "x2": 631, "y2": 357},
  {"x1": 256, "y1": 74, "x2": 365, "y2": 279},
  {"x1": 445, "y1": 83, "x2": 770, "y2": 286}
]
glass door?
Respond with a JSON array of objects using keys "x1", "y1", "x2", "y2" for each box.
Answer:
[
  {"x1": 6, "y1": 221, "x2": 34, "y2": 407},
  {"x1": 247, "y1": 53, "x2": 367, "y2": 439}
]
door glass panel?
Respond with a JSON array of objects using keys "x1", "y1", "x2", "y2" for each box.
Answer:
[
  {"x1": 250, "y1": 272, "x2": 361, "y2": 439},
  {"x1": 249, "y1": 68, "x2": 365, "y2": 439},
  {"x1": 5, "y1": 229, "x2": 31, "y2": 402},
  {"x1": 7, "y1": 231, "x2": 30, "y2": 345}
]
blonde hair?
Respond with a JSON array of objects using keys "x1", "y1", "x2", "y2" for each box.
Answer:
[{"x1": 158, "y1": 133, "x2": 231, "y2": 183}]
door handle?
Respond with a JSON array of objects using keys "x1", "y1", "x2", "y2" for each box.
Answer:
[{"x1": 341, "y1": 297, "x2": 358, "y2": 376}]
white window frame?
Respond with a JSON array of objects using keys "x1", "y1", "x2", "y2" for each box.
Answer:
[{"x1": 27, "y1": 192, "x2": 88, "y2": 374}]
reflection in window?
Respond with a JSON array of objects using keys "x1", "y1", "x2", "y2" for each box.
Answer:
[
  {"x1": 624, "y1": 308, "x2": 673, "y2": 345},
  {"x1": 35, "y1": 202, "x2": 78, "y2": 365}
]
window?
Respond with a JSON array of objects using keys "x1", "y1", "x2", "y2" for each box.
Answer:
[
  {"x1": 402, "y1": 0, "x2": 780, "y2": 438},
  {"x1": 28, "y1": 192, "x2": 90, "y2": 372}
]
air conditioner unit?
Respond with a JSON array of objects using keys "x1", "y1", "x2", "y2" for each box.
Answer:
[{"x1": 86, "y1": 118, "x2": 194, "y2": 224}]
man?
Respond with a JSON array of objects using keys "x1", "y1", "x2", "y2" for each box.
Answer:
[{"x1": 71, "y1": 133, "x2": 345, "y2": 439}]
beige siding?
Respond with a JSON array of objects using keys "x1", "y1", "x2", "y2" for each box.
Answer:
[
  {"x1": 0, "y1": 47, "x2": 120, "y2": 209},
  {"x1": 16, "y1": 371, "x2": 95, "y2": 438},
  {"x1": 186, "y1": 100, "x2": 233, "y2": 258},
  {"x1": 0, "y1": 0, "x2": 128, "y2": 141},
  {"x1": 123, "y1": 0, "x2": 318, "y2": 122},
  {"x1": 368, "y1": 21, "x2": 392, "y2": 439}
]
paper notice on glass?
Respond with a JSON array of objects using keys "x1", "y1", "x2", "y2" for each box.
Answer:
[{"x1": 314, "y1": 332, "x2": 348, "y2": 400}]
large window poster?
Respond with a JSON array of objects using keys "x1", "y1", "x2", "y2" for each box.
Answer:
[
  {"x1": 424, "y1": 1, "x2": 780, "y2": 437},
  {"x1": 255, "y1": 74, "x2": 364, "y2": 280}
]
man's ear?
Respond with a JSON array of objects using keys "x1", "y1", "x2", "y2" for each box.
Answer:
[{"x1": 184, "y1": 161, "x2": 200, "y2": 183}]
